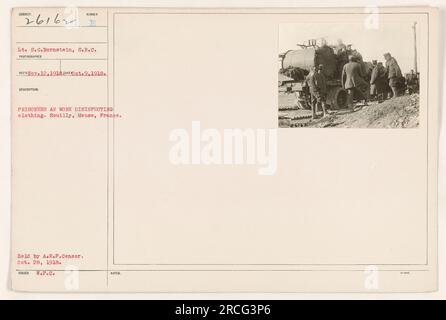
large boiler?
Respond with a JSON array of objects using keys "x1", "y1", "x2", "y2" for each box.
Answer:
[
  {"x1": 282, "y1": 46, "x2": 339, "y2": 80},
  {"x1": 280, "y1": 45, "x2": 349, "y2": 110}
]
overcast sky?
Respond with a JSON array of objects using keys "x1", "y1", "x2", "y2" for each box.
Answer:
[{"x1": 279, "y1": 22, "x2": 419, "y2": 73}]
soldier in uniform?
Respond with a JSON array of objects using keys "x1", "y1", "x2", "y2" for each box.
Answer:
[
  {"x1": 307, "y1": 64, "x2": 328, "y2": 119},
  {"x1": 370, "y1": 60, "x2": 378, "y2": 99},
  {"x1": 384, "y1": 52, "x2": 403, "y2": 98},
  {"x1": 370, "y1": 60, "x2": 388, "y2": 103},
  {"x1": 405, "y1": 69, "x2": 419, "y2": 94},
  {"x1": 341, "y1": 55, "x2": 370, "y2": 110}
]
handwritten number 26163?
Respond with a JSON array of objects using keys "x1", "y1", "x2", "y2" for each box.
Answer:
[{"x1": 25, "y1": 13, "x2": 76, "y2": 26}]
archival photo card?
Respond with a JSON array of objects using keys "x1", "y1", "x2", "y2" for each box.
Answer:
[{"x1": 10, "y1": 7, "x2": 438, "y2": 293}]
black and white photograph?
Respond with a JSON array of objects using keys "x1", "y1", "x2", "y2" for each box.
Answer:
[{"x1": 278, "y1": 22, "x2": 421, "y2": 128}]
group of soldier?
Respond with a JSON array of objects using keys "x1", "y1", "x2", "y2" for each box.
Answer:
[{"x1": 306, "y1": 52, "x2": 404, "y2": 119}]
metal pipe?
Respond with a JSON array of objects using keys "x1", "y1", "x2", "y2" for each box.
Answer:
[{"x1": 413, "y1": 22, "x2": 418, "y2": 73}]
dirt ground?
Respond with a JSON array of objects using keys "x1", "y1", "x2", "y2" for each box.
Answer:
[{"x1": 278, "y1": 93, "x2": 419, "y2": 128}]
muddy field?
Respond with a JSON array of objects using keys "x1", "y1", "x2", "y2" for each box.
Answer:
[{"x1": 278, "y1": 93, "x2": 419, "y2": 128}]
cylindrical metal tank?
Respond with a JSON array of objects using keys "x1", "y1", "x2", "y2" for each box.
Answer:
[
  {"x1": 282, "y1": 46, "x2": 338, "y2": 80},
  {"x1": 282, "y1": 48, "x2": 317, "y2": 70}
]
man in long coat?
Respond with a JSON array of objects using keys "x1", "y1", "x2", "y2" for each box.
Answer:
[
  {"x1": 370, "y1": 61, "x2": 388, "y2": 103},
  {"x1": 341, "y1": 55, "x2": 370, "y2": 109},
  {"x1": 384, "y1": 52, "x2": 403, "y2": 98}
]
